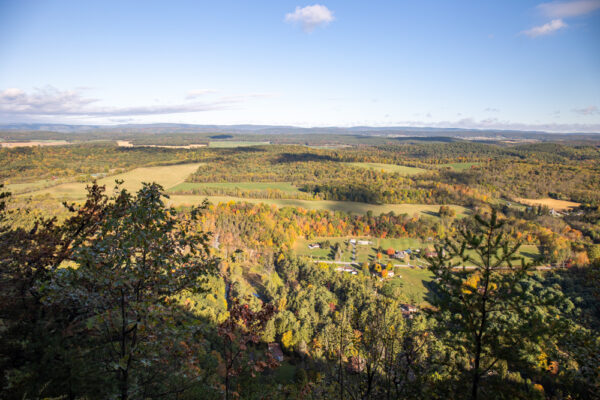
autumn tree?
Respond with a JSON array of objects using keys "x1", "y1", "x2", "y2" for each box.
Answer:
[
  {"x1": 41, "y1": 183, "x2": 219, "y2": 399},
  {"x1": 218, "y1": 299, "x2": 277, "y2": 400}
]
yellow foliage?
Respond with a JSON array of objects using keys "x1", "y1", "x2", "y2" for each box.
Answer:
[
  {"x1": 282, "y1": 330, "x2": 294, "y2": 349},
  {"x1": 462, "y1": 274, "x2": 480, "y2": 294}
]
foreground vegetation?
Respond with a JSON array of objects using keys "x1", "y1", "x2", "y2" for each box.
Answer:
[{"x1": 1, "y1": 184, "x2": 598, "y2": 399}]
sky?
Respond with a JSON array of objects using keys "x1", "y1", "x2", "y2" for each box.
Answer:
[{"x1": 0, "y1": 0, "x2": 599, "y2": 132}]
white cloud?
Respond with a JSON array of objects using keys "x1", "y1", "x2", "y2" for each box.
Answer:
[
  {"x1": 538, "y1": 0, "x2": 600, "y2": 18},
  {"x1": 285, "y1": 4, "x2": 334, "y2": 32},
  {"x1": 396, "y1": 117, "x2": 600, "y2": 133},
  {"x1": 521, "y1": 19, "x2": 567, "y2": 37},
  {"x1": 0, "y1": 86, "x2": 268, "y2": 118},
  {"x1": 573, "y1": 105, "x2": 599, "y2": 115}
]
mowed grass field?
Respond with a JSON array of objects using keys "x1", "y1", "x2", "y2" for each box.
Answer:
[
  {"x1": 384, "y1": 270, "x2": 434, "y2": 305},
  {"x1": 348, "y1": 162, "x2": 427, "y2": 175},
  {"x1": 5, "y1": 179, "x2": 59, "y2": 194},
  {"x1": 294, "y1": 236, "x2": 540, "y2": 266},
  {"x1": 22, "y1": 163, "x2": 203, "y2": 200},
  {"x1": 208, "y1": 141, "x2": 270, "y2": 148},
  {"x1": 169, "y1": 195, "x2": 469, "y2": 217},
  {"x1": 516, "y1": 197, "x2": 580, "y2": 211},
  {"x1": 169, "y1": 181, "x2": 301, "y2": 193},
  {"x1": 294, "y1": 236, "x2": 424, "y2": 263}
]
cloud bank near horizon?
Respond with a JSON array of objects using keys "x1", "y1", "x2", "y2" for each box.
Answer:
[
  {"x1": 1, "y1": 86, "x2": 598, "y2": 134},
  {"x1": 0, "y1": 87, "x2": 273, "y2": 118}
]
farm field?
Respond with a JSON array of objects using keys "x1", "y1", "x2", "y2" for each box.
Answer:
[
  {"x1": 169, "y1": 181, "x2": 301, "y2": 193},
  {"x1": 516, "y1": 197, "x2": 580, "y2": 211},
  {"x1": 0, "y1": 140, "x2": 69, "y2": 148},
  {"x1": 21, "y1": 163, "x2": 203, "y2": 200},
  {"x1": 384, "y1": 269, "x2": 434, "y2": 305},
  {"x1": 208, "y1": 141, "x2": 270, "y2": 148},
  {"x1": 294, "y1": 236, "x2": 425, "y2": 263},
  {"x1": 347, "y1": 162, "x2": 427, "y2": 175},
  {"x1": 168, "y1": 194, "x2": 469, "y2": 217},
  {"x1": 5, "y1": 179, "x2": 61, "y2": 194}
]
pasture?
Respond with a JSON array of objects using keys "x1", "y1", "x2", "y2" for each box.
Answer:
[
  {"x1": 5, "y1": 179, "x2": 60, "y2": 194},
  {"x1": 22, "y1": 163, "x2": 203, "y2": 200},
  {"x1": 168, "y1": 194, "x2": 469, "y2": 217},
  {"x1": 208, "y1": 141, "x2": 271, "y2": 148},
  {"x1": 516, "y1": 197, "x2": 580, "y2": 211},
  {"x1": 384, "y1": 269, "x2": 434, "y2": 305},
  {"x1": 294, "y1": 236, "x2": 425, "y2": 264},
  {"x1": 348, "y1": 162, "x2": 427, "y2": 175},
  {"x1": 294, "y1": 236, "x2": 540, "y2": 266},
  {"x1": 1, "y1": 140, "x2": 69, "y2": 148}
]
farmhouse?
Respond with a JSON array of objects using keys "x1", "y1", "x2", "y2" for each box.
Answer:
[
  {"x1": 550, "y1": 208, "x2": 562, "y2": 217},
  {"x1": 308, "y1": 243, "x2": 321, "y2": 250},
  {"x1": 400, "y1": 304, "x2": 418, "y2": 318},
  {"x1": 335, "y1": 266, "x2": 358, "y2": 275},
  {"x1": 393, "y1": 250, "x2": 406, "y2": 259},
  {"x1": 357, "y1": 240, "x2": 372, "y2": 245},
  {"x1": 268, "y1": 343, "x2": 284, "y2": 362}
]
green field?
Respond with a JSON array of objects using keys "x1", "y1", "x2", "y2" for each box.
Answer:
[
  {"x1": 348, "y1": 162, "x2": 427, "y2": 175},
  {"x1": 436, "y1": 162, "x2": 479, "y2": 171},
  {"x1": 169, "y1": 181, "x2": 301, "y2": 193},
  {"x1": 22, "y1": 163, "x2": 203, "y2": 200},
  {"x1": 294, "y1": 236, "x2": 425, "y2": 263},
  {"x1": 294, "y1": 236, "x2": 539, "y2": 266},
  {"x1": 384, "y1": 269, "x2": 434, "y2": 305},
  {"x1": 208, "y1": 141, "x2": 271, "y2": 148},
  {"x1": 168, "y1": 195, "x2": 469, "y2": 217}
]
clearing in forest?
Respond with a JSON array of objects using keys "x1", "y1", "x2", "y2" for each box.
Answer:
[
  {"x1": 168, "y1": 195, "x2": 469, "y2": 217},
  {"x1": 347, "y1": 162, "x2": 426, "y2": 175},
  {"x1": 208, "y1": 141, "x2": 271, "y2": 148},
  {"x1": 516, "y1": 197, "x2": 580, "y2": 211}
]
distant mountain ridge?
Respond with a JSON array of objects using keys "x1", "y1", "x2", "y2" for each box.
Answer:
[{"x1": 1, "y1": 123, "x2": 599, "y2": 141}]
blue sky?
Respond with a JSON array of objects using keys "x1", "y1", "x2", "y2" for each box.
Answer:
[{"x1": 0, "y1": 0, "x2": 599, "y2": 132}]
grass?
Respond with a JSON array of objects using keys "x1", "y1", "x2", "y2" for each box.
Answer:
[
  {"x1": 348, "y1": 162, "x2": 427, "y2": 175},
  {"x1": 208, "y1": 141, "x2": 270, "y2": 148},
  {"x1": 22, "y1": 163, "x2": 203, "y2": 200},
  {"x1": 384, "y1": 269, "x2": 434, "y2": 305},
  {"x1": 169, "y1": 181, "x2": 301, "y2": 193},
  {"x1": 515, "y1": 197, "x2": 580, "y2": 211},
  {"x1": 168, "y1": 195, "x2": 470, "y2": 217},
  {"x1": 436, "y1": 162, "x2": 479, "y2": 171},
  {"x1": 294, "y1": 235, "x2": 539, "y2": 266},
  {"x1": 5, "y1": 179, "x2": 58, "y2": 194},
  {"x1": 294, "y1": 236, "x2": 426, "y2": 264}
]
